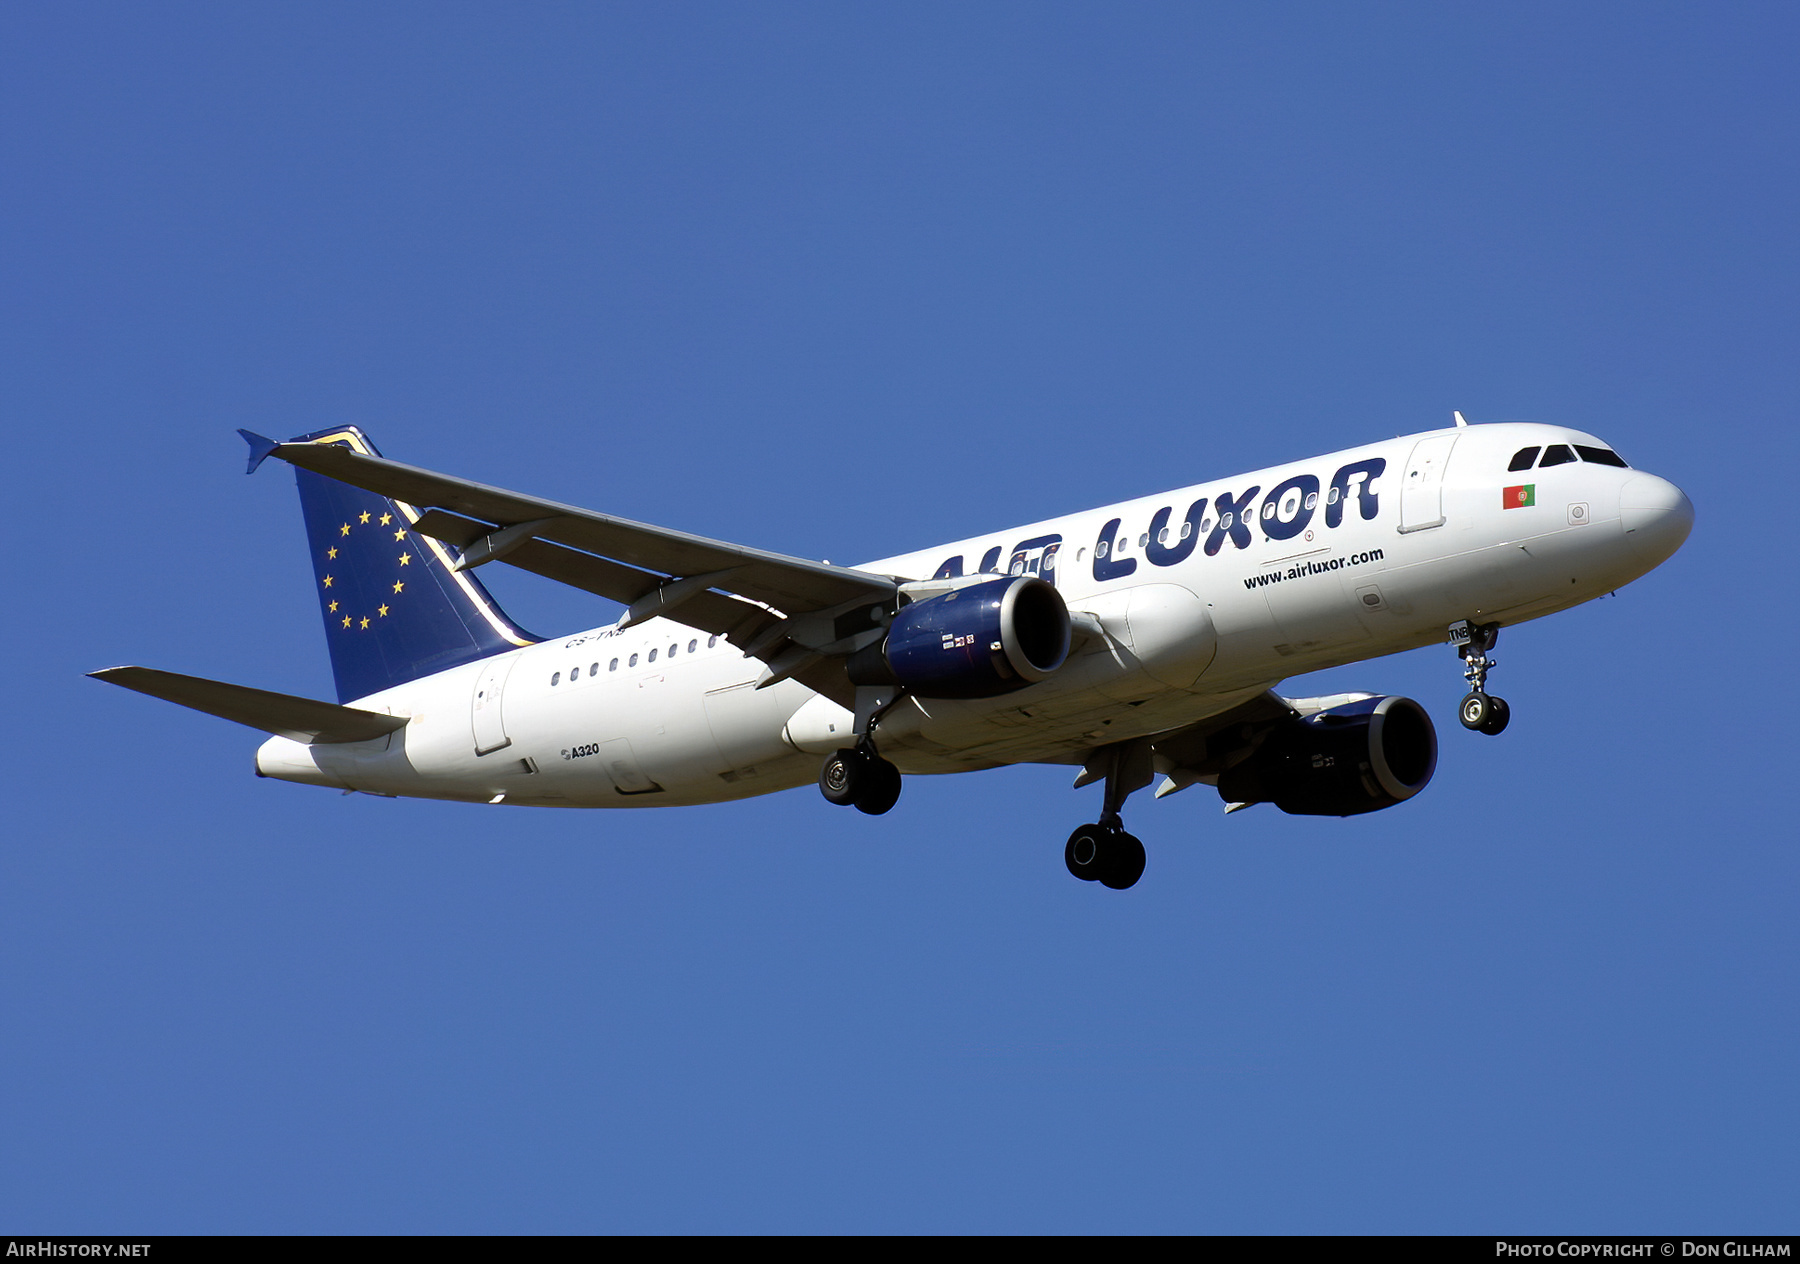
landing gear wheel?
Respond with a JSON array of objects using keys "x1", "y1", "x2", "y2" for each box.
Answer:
[
  {"x1": 1477, "y1": 695, "x2": 1510, "y2": 736},
  {"x1": 819, "y1": 748, "x2": 868, "y2": 806},
  {"x1": 1065, "y1": 824, "x2": 1108, "y2": 881},
  {"x1": 1451, "y1": 621, "x2": 1508, "y2": 735},
  {"x1": 1064, "y1": 824, "x2": 1146, "y2": 889},
  {"x1": 820, "y1": 748, "x2": 904, "y2": 813},
  {"x1": 1099, "y1": 831, "x2": 1146, "y2": 890},
  {"x1": 854, "y1": 758, "x2": 902, "y2": 815},
  {"x1": 1459, "y1": 692, "x2": 1494, "y2": 731}
]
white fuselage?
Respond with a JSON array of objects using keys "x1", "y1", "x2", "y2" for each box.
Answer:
[{"x1": 255, "y1": 423, "x2": 1691, "y2": 807}]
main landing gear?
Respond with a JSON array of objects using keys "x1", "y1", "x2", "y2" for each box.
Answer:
[
  {"x1": 818, "y1": 689, "x2": 905, "y2": 816},
  {"x1": 1064, "y1": 739, "x2": 1153, "y2": 890},
  {"x1": 819, "y1": 743, "x2": 903, "y2": 815},
  {"x1": 1064, "y1": 821, "x2": 1146, "y2": 890},
  {"x1": 1452, "y1": 620, "x2": 1511, "y2": 737}
]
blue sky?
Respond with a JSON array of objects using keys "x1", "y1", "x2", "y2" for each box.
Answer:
[{"x1": 4, "y1": 3, "x2": 1795, "y2": 1233}]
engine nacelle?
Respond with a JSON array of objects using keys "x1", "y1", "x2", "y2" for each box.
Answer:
[
  {"x1": 1217, "y1": 695, "x2": 1437, "y2": 816},
  {"x1": 848, "y1": 576, "x2": 1071, "y2": 699}
]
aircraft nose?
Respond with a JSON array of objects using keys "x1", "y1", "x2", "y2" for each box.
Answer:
[{"x1": 1619, "y1": 473, "x2": 1694, "y2": 558}]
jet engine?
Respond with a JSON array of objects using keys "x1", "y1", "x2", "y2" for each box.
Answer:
[
  {"x1": 847, "y1": 576, "x2": 1071, "y2": 699},
  {"x1": 1217, "y1": 695, "x2": 1437, "y2": 816}
]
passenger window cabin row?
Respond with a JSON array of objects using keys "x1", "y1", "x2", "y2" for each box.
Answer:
[
  {"x1": 1092, "y1": 482, "x2": 1370, "y2": 560},
  {"x1": 1508, "y1": 444, "x2": 1629, "y2": 472},
  {"x1": 550, "y1": 634, "x2": 722, "y2": 687}
]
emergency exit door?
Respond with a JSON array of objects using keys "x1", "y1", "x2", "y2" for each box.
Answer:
[{"x1": 470, "y1": 654, "x2": 518, "y2": 755}]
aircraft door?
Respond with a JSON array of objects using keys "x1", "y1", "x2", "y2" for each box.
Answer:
[
  {"x1": 1398, "y1": 434, "x2": 1460, "y2": 533},
  {"x1": 470, "y1": 653, "x2": 519, "y2": 755}
]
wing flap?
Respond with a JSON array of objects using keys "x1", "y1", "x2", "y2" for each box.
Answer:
[
  {"x1": 507, "y1": 539, "x2": 786, "y2": 642},
  {"x1": 406, "y1": 508, "x2": 850, "y2": 702},
  {"x1": 90, "y1": 666, "x2": 409, "y2": 745}
]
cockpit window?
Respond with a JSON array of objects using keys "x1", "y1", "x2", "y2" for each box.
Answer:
[
  {"x1": 1508, "y1": 447, "x2": 1540, "y2": 472},
  {"x1": 1575, "y1": 445, "x2": 1629, "y2": 468},
  {"x1": 1539, "y1": 444, "x2": 1576, "y2": 467}
]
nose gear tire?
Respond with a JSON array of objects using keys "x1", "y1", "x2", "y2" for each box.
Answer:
[
  {"x1": 1477, "y1": 695, "x2": 1510, "y2": 736},
  {"x1": 1459, "y1": 692, "x2": 1494, "y2": 731}
]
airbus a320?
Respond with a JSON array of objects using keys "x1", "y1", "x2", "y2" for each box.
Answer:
[{"x1": 92, "y1": 415, "x2": 1693, "y2": 889}]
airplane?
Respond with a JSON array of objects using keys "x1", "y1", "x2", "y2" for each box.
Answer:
[{"x1": 90, "y1": 413, "x2": 1693, "y2": 889}]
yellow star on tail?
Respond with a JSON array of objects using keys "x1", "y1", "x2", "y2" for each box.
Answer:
[
  {"x1": 327, "y1": 547, "x2": 338, "y2": 559},
  {"x1": 398, "y1": 552, "x2": 411, "y2": 566},
  {"x1": 341, "y1": 616, "x2": 351, "y2": 629},
  {"x1": 322, "y1": 575, "x2": 333, "y2": 588},
  {"x1": 379, "y1": 513, "x2": 392, "y2": 526},
  {"x1": 378, "y1": 605, "x2": 389, "y2": 617},
  {"x1": 328, "y1": 601, "x2": 338, "y2": 612},
  {"x1": 393, "y1": 529, "x2": 406, "y2": 541},
  {"x1": 360, "y1": 616, "x2": 370, "y2": 629},
  {"x1": 359, "y1": 511, "x2": 371, "y2": 524},
  {"x1": 393, "y1": 581, "x2": 405, "y2": 593},
  {"x1": 340, "y1": 524, "x2": 351, "y2": 536}
]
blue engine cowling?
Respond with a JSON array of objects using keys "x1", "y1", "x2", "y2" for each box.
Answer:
[
  {"x1": 1216, "y1": 695, "x2": 1437, "y2": 816},
  {"x1": 847, "y1": 576, "x2": 1072, "y2": 699}
]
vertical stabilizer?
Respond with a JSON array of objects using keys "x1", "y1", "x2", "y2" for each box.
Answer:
[{"x1": 258, "y1": 426, "x2": 539, "y2": 703}]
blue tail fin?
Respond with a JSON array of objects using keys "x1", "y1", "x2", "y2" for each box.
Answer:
[{"x1": 258, "y1": 426, "x2": 539, "y2": 703}]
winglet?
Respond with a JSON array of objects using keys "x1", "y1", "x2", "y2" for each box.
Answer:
[{"x1": 238, "y1": 429, "x2": 281, "y2": 475}]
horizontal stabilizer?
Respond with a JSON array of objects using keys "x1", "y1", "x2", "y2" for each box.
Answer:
[{"x1": 89, "y1": 666, "x2": 408, "y2": 745}]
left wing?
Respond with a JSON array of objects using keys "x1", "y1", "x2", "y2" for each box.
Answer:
[{"x1": 244, "y1": 432, "x2": 903, "y2": 704}]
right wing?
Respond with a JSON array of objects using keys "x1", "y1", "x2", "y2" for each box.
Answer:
[{"x1": 1141, "y1": 689, "x2": 1386, "y2": 799}]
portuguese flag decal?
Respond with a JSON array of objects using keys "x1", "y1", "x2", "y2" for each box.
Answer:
[{"x1": 1503, "y1": 483, "x2": 1536, "y2": 509}]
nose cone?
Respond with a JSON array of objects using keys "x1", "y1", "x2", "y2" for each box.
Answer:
[{"x1": 1619, "y1": 473, "x2": 1695, "y2": 562}]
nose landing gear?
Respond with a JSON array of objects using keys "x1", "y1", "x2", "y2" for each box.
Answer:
[
  {"x1": 1458, "y1": 691, "x2": 1510, "y2": 735},
  {"x1": 1451, "y1": 620, "x2": 1510, "y2": 736}
]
